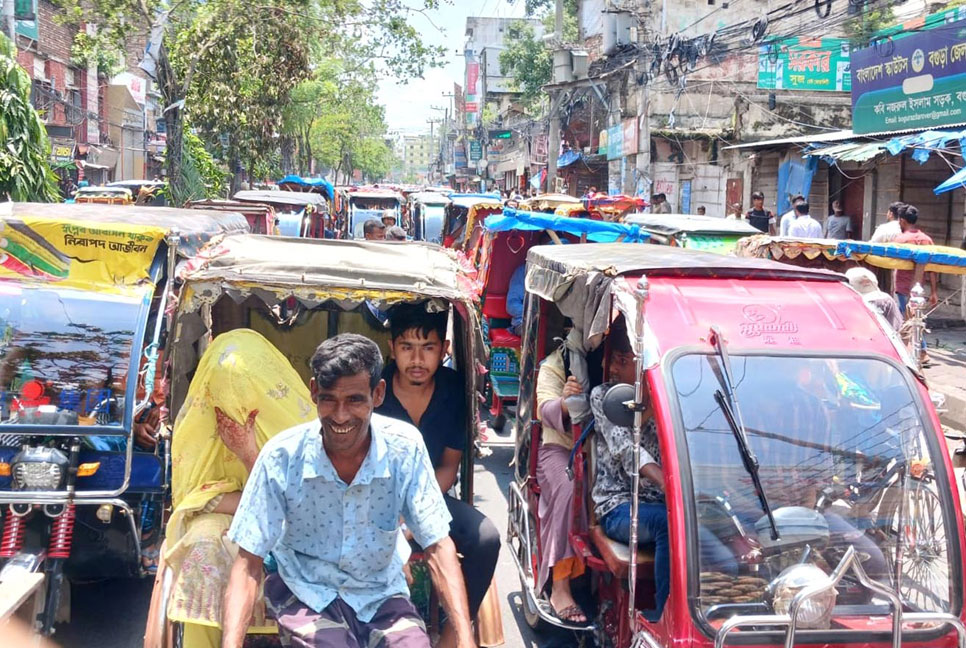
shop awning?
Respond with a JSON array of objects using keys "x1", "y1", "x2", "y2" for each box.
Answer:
[
  {"x1": 804, "y1": 141, "x2": 888, "y2": 163},
  {"x1": 934, "y1": 166, "x2": 966, "y2": 195},
  {"x1": 557, "y1": 150, "x2": 581, "y2": 168}
]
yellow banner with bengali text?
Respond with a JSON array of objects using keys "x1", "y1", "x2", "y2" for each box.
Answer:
[{"x1": 0, "y1": 216, "x2": 167, "y2": 291}]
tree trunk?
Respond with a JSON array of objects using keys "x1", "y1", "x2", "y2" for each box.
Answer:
[
  {"x1": 280, "y1": 136, "x2": 295, "y2": 175},
  {"x1": 156, "y1": 49, "x2": 187, "y2": 204}
]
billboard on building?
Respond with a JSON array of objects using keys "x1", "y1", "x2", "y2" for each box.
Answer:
[
  {"x1": 15, "y1": 0, "x2": 38, "y2": 40},
  {"x1": 606, "y1": 124, "x2": 623, "y2": 160},
  {"x1": 851, "y1": 12, "x2": 966, "y2": 134},
  {"x1": 758, "y1": 37, "x2": 851, "y2": 92}
]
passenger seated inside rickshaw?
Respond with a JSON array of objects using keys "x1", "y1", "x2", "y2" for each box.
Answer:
[
  {"x1": 375, "y1": 303, "x2": 500, "y2": 648},
  {"x1": 588, "y1": 317, "x2": 736, "y2": 622},
  {"x1": 533, "y1": 321, "x2": 604, "y2": 625},
  {"x1": 159, "y1": 329, "x2": 317, "y2": 648}
]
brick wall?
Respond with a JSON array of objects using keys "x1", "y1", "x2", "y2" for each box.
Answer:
[{"x1": 37, "y1": 0, "x2": 73, "y2": 62}]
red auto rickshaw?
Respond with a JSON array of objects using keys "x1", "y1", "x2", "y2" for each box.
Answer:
[{"x1": 509, "y1": 243, "x2": 965, "y2": 647}]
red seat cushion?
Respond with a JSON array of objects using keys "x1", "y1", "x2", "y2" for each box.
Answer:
[
  {"x1": 489, "y1": 328, "x2": 521, "y2": 348},
  {"x1": 483, "y1": 293, "x2": 511, "y2": 319}
]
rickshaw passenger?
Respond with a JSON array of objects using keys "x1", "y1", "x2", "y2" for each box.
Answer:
[
  {"x1": 162, "y1": 329, "x2": 317, "y2": 648},
  {"x1": 590, "y1": 322, "x2": 736, "y2": 622},
  {"x1": 364, "y1": 218, "x2": 386, "y2": 240},
  {"x1": 535, "y1": 344, "x2": 588, "y2": 623},
  {"x1": 222, "y1": 334, "x2": 473, "y2": 648},
  {"x1": 505, "y1": 264, "x2": 526, "y2": 337},
  {"x1": 375, "y1": 304, "x2": 501, "y2": 645}
]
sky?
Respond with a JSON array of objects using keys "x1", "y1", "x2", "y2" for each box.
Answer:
[{"x1": 376, "y1": 0, "x2": 527, "y2": 135}]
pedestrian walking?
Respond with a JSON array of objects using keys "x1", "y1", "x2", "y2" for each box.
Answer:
[
  {"x1": 787, "y1": 201, "x2": 823, "y2": 238},
  {"x1": 870, "y1": 201, "x2": 904, "y2": 243}
]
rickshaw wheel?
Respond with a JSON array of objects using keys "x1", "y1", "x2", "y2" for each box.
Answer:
[{"x1": 519, "y1": 515, "x2": 544, "y2": 631}]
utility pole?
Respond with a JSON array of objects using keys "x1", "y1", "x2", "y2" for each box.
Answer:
[
  {"x1": 3, "y1": 0, "x2": 15, "y2": 42},
  {"x1": 546, "y1": 0, "x2": 565, "y2": 192}
]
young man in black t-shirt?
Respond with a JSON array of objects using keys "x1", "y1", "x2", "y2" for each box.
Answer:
[
  {"x1": 746, "y1": 190, "x2": 777, "y2": 234},
  {"x1": 376, "y1": 303, "x2": 500, "y2": 647}
]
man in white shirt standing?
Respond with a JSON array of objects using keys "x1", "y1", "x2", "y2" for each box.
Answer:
[
  {"x1": 787, "y1": 201, "x2": 823, "y2": 238},
  {"x1": 870, "y1": 202, "x2": 905, "y2": 243},
  {"x1": 779, "y1": 194, "x2": 806, "y2": 237}
]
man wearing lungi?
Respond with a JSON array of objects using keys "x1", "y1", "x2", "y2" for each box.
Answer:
[{"x1": 220, "y1": 334, "x2": 473, "y2": 648}]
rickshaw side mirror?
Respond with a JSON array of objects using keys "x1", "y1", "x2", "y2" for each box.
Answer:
[{"x1": 602, "y1": 383, "x2": 636, "y2": 428}]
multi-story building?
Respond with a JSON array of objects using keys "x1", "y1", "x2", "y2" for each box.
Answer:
[
  {"x1": 403, "y1": 133, "x2": 435, "y2": 179},
  {"x1": 12, "y1": 0, "x2": 154, "y2": 186}
]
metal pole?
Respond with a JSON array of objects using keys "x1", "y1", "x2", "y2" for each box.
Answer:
[
  {"x1": 628, "y1": 276, "x2": 650, "y2": 628},
  {"x1": 2, "y1": 0, "x2": 15, "y2": 42},
  {"x1": 547, "y1": 0, "x2": 564, "y2": 191}
]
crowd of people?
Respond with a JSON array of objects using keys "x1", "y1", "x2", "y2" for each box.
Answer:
[{"x1": 157, "y1": 304, "x2": 501, "y2": 648}]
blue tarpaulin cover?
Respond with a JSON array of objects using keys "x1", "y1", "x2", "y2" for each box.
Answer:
[
  {"x1": 484, "y1": 207, "x2": 649, "y2": 243},
  {"x1": 935, "y1": 166, "x2": 966, "y2": 195},
  {"x1": 277, "y1": 175, "x2": 334, "y2": 200},
  {"x1": 837, "y1": 240, "x2": 966, "y2": 269},
  {"x1": 557, "y1": 150, "x2": 581, "y2": 168}
]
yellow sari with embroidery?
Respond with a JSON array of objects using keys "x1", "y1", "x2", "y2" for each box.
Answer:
[{"x1": 164, "y1": 329, "x2": 316, "y2": 637}]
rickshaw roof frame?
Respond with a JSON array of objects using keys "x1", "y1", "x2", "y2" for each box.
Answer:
[
  {"x1": 486, "y1": 207, "x2": 650, "y2": 243},
  {"x1": 180, "y1": 234, "x2": 475, "y2": 301},
  {"x1": 409, "y1": 192, "x2": 452, "y2": 206}
]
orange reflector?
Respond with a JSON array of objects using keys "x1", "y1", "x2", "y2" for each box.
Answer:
[
  {"x1": 76, "y1": 462, "x2": 100, "y2": 477},
  {"x1": 0, "y1": 462, "x2": 9, "y2": 477}
]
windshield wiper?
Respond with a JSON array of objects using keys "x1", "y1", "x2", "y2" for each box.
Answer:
[{"x1": 708, "y1": 326, "x2": 780, "y2": 541}]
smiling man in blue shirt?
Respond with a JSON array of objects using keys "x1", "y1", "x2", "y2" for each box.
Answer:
[{"x1": 221, "y1": 334, "x2": 473, "y2": 648}]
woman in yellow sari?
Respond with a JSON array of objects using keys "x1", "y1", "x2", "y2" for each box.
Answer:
[{"x1": 163, "y1": 328, "x2": 316, "y2": 647}]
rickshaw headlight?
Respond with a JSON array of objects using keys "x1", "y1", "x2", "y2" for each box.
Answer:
[
  {"x1": 770, "y1": 563, "x2": 837, "y2": 629},
  {"x1": 11, "y1": 447, "x2": 68, "y2": 490}
]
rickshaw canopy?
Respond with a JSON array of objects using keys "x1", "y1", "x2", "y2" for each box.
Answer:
[
  {"x1": 409, "y1": 192, "x2": 452, "y2": 206},
  {"x1": 233, "y1": 190, "x2": 329, "y2": 210},
  {"x1": 519, "y1": 193, "x2": 581, "y2": 212},
  {"x1": 838, "y1": 240, "x2": 966, "y2": 275},
  {"x1": 276, "y1": 175, "x2": 335, "y2": 200},
  {"x1": 626, "y1": 213, "x2": 760, "y2": 252},
  {"x1": 485, "y1": 207, "x2": 649, "y2": 243},
  {"x1": 449, "y1": 193, "x2": 503, "y2": 210}
]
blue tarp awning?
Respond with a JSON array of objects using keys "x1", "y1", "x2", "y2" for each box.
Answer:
[
  {"x1": 277, "y1": 175, "x2": 334, "y2": 200},
  {"x1": 837, "y1": 240, "x2": 966, "y2": 268},
  {"x1": 934, "y1": 166, "x2": 966, "y2": 195},
  {"x1": 484, "y1": 207, "x2": 649, "y2": 243},
  {"x1": 557, "y1": 150, "x2": 581, "y2": 169}
]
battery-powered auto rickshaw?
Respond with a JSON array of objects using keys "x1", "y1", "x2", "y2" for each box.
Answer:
[
  {"x1": 232, "y1": 190, "x2": 332, "y2": 238},
  {"x1": 518, "y1": 193, "x2": 582, "y2": 214},
  {"x1": 107, "y1": 180, "x2": 167, "y2": 206},
  {"x1": 509, "y1": 242, "x2": 965, "y2": 648},
  {"x1": 148, "y1": 235, "x2": 488, "y2": 646},
  {"x1": 441, "y1": 194, "x2": 504, "y2": 252},
  {"x1": 0, "y1": 202, "x2": 248, "y2": 636},
  {"x1": 339, "y1": 188, "x2": 406, "y2": 239},
  {"x1": 407, "y1": 191, "x2": 451, "y2": 243},
  {"x1": 72, "y1": 186, "x2": 134, "y2": 206},
  {"x1": 626, "y1": 214, "x2": 760, "y2": 254},
  {"x1": 475, "y1": 207, "x2": 648, "y2": 432}
]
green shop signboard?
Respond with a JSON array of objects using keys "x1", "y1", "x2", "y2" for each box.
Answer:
[
  {"x1": 851, "y1": 15, "x2": 966, "y2": 134},
  {"x1": 758, "y1": 37, "x2": 851, "y2": 92},
  {"x1": 606, "y1": 124, "x2": 623, "y2": 161}
]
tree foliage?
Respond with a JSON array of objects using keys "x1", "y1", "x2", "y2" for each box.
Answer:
[
  {"x1": 55, "y1": 0, "x2": 447, "y2": 191},
  {"x1": 0, "y1": 33, "x2": 59, "y2": 202},
  {"x1": 499, "y1": 3, "x2": 578, "y2": 110}
]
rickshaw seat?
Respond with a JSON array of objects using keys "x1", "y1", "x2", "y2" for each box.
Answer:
[
  {"x1": 489, "y1": 328, "x2": 521, "y2": 348},
  {"x1": 588, "y1": 524, "x2": 655, "y2": 581},
  {"x1": 482, "y1": 294, "x2": 511, "y2": 320}
]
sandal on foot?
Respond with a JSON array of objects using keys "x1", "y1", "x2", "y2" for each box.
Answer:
[{"x1": 552, "y1": 603, "x2": 587, "y2": 624}]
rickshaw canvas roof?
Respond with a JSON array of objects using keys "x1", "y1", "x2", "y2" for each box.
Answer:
[
  {"x1": 625, "y1": 213, "x2": 761, "y2": 237},
  {"x1": 347, "y1": 189, "x2": 404, "y2": 201},
  {"x1": 409, "y1": 192, "x2": 451, "y2": 205},
  {"x1": 7, "y1": 202, "x2": 249, "y2": 258},
  {"x1": 233, "y1": 190, "x2": 329, "y2": 208},
  {"x1": 838, "y1": 240, "x2": 966, "y2": 274},
  {"x1": 450, "y1": 194, "x2": 503, "y2": 209},
  {"x1": 485, "y1": 208, "x2": 649, "y2": 243},
  {"x1": 181, "y1": 234, "x2": 472, "y2": 300}
]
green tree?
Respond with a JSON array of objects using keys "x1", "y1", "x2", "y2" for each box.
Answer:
[
  {"x1": 499, "y1": 1, "x2": 578, "y2": 110},
  {"x1": 844, "y1": 5, "x2": 896, "y2": 48},
  {"x1": 56, "y1": 0, "x2": 446, "y2": 197},
  {"x1": 0, "y1": 33, "x2": 59, "y2": 202}
]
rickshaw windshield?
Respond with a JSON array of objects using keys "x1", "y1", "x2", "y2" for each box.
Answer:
[
  {"x1": 671, "y1": 353, "x2": 956, "y2": 620},
  {"x1": 423, "y1": 205, "x2": 445, "y2": 243},
  {"x1": 0, "y1": 283, "x2": 144, "y2": 427}
]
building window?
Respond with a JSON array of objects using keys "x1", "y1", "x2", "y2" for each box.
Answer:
[
  {"x1": 67, "y1": 88, "x2": 83, "y2": 125},
  {"x1": 30, "y1": 79, "x2": 53, "y2": 118}
]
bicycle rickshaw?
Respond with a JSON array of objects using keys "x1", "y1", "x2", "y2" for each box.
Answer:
[
  {"x1": 626, "y1": 214, "x2": 760, "y2": 254},
  {"x1": 150, "y1": 235, "x2": 487, "y2": 645},
  {"x1": 508, "y1": 242, "x2": 965, "y2": 647},
  {"x1": 475, "y1": 207, "x2": 648, "y2": 432},
  {"x1": 0, "y1": 202, "x2": 248, "y2": 635}
]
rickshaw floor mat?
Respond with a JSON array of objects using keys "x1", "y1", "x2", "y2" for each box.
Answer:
[{"x1": 588, "y1": 524, "x2": 655, "y2": 580}]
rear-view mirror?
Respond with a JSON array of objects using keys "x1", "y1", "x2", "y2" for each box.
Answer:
[{"x1": 602, "y1": 383, "x2": 635, "y2": 428}]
